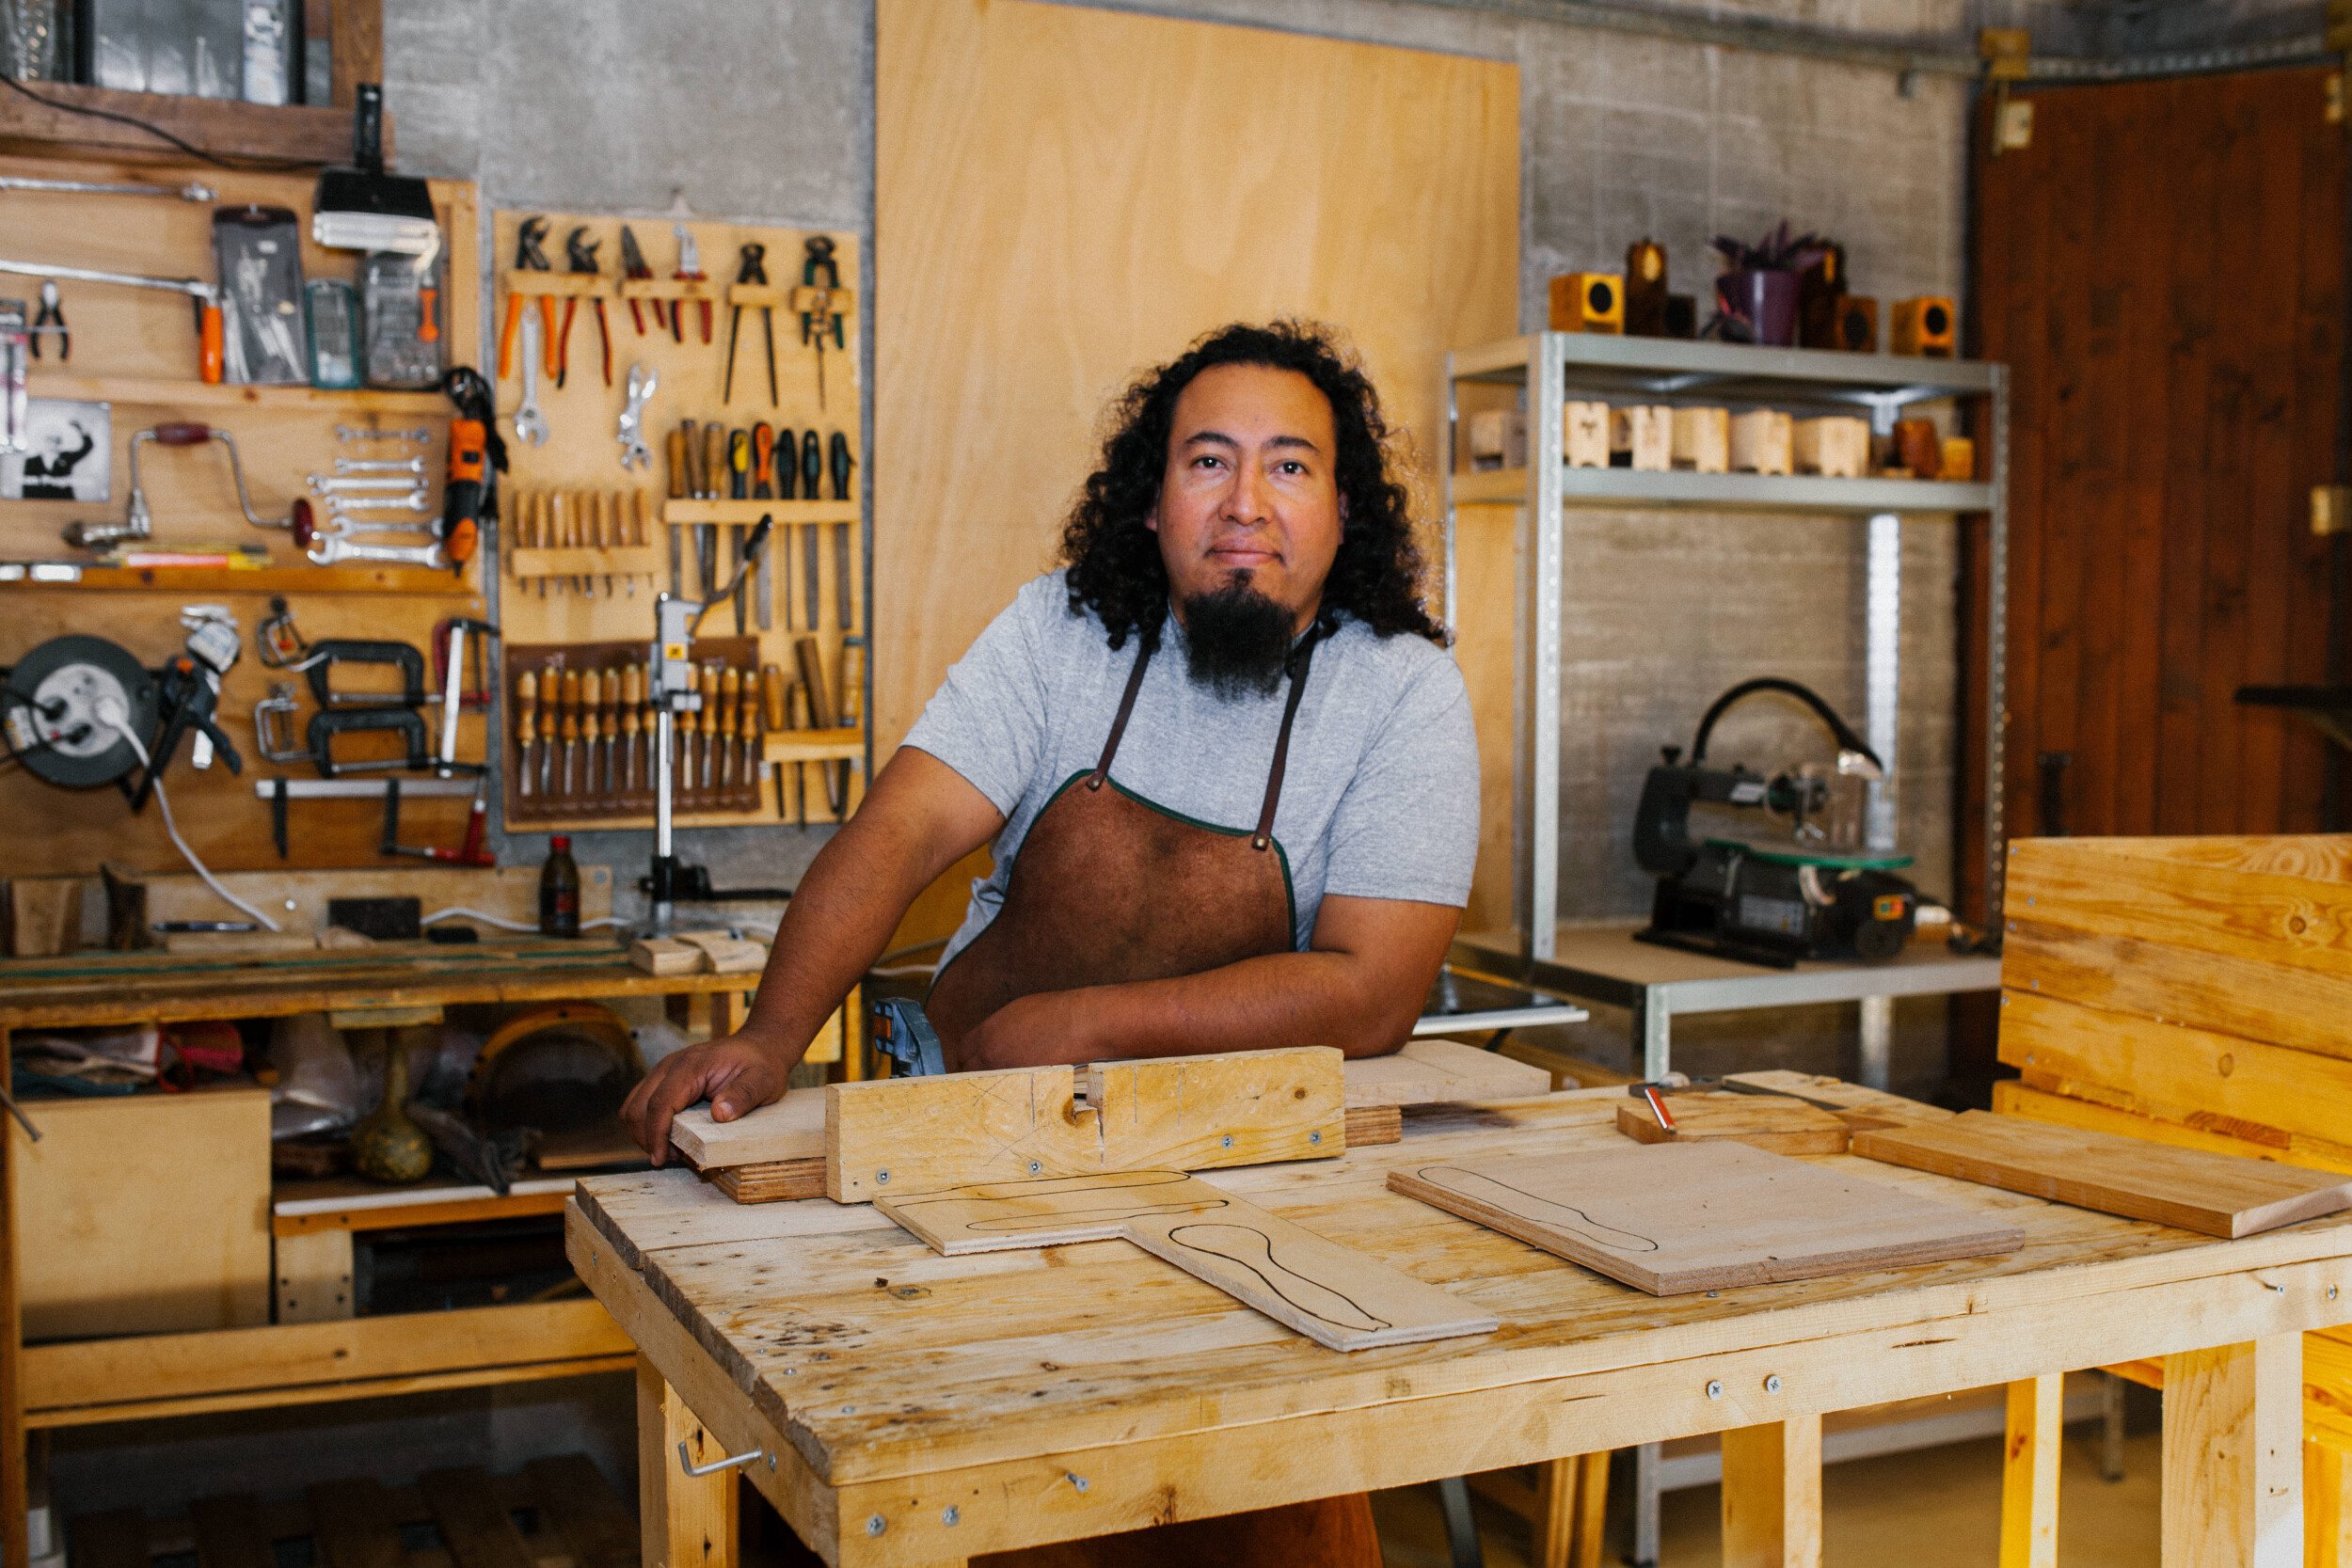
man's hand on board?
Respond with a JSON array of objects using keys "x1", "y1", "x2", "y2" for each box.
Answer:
[{"x1": 620, "y1": 1034, "x2": 788, "y2": 1167}]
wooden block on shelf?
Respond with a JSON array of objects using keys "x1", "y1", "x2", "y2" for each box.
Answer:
[
  {"x1": 1548, "y1": 272, "x2": 1624, "y2": 334},
  {"x1": 628, "y1": 938, "x2": 701, "y2": 976},
  {"x1": 1891, "y1": 418, "x2": 1942, "y2": 479},
  {"x1": 503, "y1": 271, "x2": 608, "y2": 297},
  {"x1": 1469, "y1": 409, "x2": 1526, "y2": 470},
  {"x1": 675, "y1": 930, "x2": 767, "y2": 974},
  {"x1": 1729, "y1": 410, "x2": 1794, "y2": 475},
  {"x1": 1615, "y1": 1090, "x2": 1851, "y2": 1154},
  {"x1": 1939, "y1": 436, "x2": 1976, "y2": 482},
  {"x1": 1793, "y1": 416, "x2": 1869, "y2": 478},
  {"x1": 1850, "y1": 1110, "x2": 2352, "y2": 1238},
  {"x1": 1390, "y1": 1140, "x2": 2023, "y2": 1295},
  {"x1": 1564, "y1": 400, "x2": 1610, "y2": 467},
  {"x1": 1612, "y1": 405, "x2": 1671, "y2": 471},
  {"x1": 1670, "y1": 406, "x2": 1729, "y2": 473},
  {"x1": 6, "y1": 874, "x2": 84, "y2": 956}
]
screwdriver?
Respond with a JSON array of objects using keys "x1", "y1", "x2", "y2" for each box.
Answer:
[
  {"x1": 580, "y1": 671, "x2": 602, "y2": 799},
  {"x1": 515, "y1": 671, "x2": 538, "y2": 798},
  {"x1": 736, "y1": 666, "x2": 758, "y2": 797},
  {"x1": 558, "y1": 668, "x2": 581, "y2": 796},
  {"x1": 697, "y1": 664, "x2": 723, "y2": 791},
  {"x1": 718, "y1": 666, "x2": 741, "y2": 789},
  {"x1": 762, "y1": 662, "x2": 789, "y2": 819},
  {"x1": 596, "y1": 668, "x2": 617, "y2": 792},
  {"x1": 620, "y1": 663, "x2": 644, "y2": 793}
]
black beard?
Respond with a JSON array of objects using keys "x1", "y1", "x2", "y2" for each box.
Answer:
[{"x1": 1178, "y1": 574, "x2": 1296, "y2": 700}]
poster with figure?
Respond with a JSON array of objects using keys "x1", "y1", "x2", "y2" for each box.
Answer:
[{"x1": 2, "y1": 400, "x2": 110, "y2": 502}]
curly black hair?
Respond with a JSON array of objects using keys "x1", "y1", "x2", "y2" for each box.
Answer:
[{"x1": 1058, "y1": 321, "x2": 1446, "y2": 651}]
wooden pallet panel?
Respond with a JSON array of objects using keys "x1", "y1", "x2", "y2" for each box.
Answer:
[
  {"x1": 1388, "y1": 1141, "x2": 2023, "y2": 1295},
  {"x1": 1851, "y1": 1111, "x2": 2352, "y2": 1239},
  {"x1": 874, "y1": 1169, "x2": 1498, "y2": 1353},
  {"x1": 418, "y1": 1467, "x2": 534, "y2": 1568},
  {"x1": 525, "y1": 1454, "x2": 637, "y2": 1568},
  {"x1": 306, "y1": 1479, "x2": 405, "y2": 1568},
  {"x1": 2005, "y1": 836, "x2": 2352, "y2": 983},
  {"x1": 1994, "y1": 1080, "x2": 2352, "y2": 1177},
  {"x1": 1614, "y1": 1091, "x2": 1851, "y2": 1154}
]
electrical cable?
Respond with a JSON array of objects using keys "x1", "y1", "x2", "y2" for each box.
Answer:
[
  {"x1": 95, "y1": 696, "x2": 281, "y2": 932},
  {"x1": 421, "y1": 906, "x2": 625, "y2": 933},
  {"x1": 0, "y1": 74, "x2": 325, "y2": 171}
]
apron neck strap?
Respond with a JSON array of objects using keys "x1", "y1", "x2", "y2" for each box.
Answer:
[
  {"x1": 1252, "y1": 622, "x2": 1327, "y2": 850},
  {"x1": 1088, "y1": 625, "x2": 1159, "y2": 789}
]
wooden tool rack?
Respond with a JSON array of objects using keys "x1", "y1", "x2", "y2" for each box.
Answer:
[
  {"x1": 576, "y1": 1083, "x2": 2352, "y2": 1568},
  {"x1": 0, "y1": 941, "x2": 790, "y2": 1564}
]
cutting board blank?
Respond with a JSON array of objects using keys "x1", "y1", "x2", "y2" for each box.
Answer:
[
  {"x1": 1389, "y1": 1142, "x2": 2024, "y2": 1295},
  {"x1": 1851, "y1": 1110, "x2": 2352, "y2": 1239}
]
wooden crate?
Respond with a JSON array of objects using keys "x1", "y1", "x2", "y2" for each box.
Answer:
[
  {"x1": 18, "y1": 1083, "x2": 270, "y2": 1339},
  {"x1": 66, "y1": 1454, "x2": 635, "y2": 1568},
  {"x1": 1995, "y1": 835, "x2": 2352, "y2": 1494}
]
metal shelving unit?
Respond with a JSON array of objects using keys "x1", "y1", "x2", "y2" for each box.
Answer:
[{"x1": 1441, "y1": 331, "x2": 2011, "y2": 971}]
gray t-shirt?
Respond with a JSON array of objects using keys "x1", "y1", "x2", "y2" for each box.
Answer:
[{"x1": 905, "y1": 570, "x2": 1480, "y2": 968}]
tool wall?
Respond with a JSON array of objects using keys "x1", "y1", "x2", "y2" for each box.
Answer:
[
  {"x1": 0, "y1": 154, "x2": 489, "y2": 876},
  {"x1": 489, "y1": 209, "x2": 866, "y2": 832}
]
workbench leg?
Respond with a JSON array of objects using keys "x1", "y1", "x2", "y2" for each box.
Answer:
[
  {"x1": 2162, "y1": 1336, "x2": 2300, "y2": 1567},
  {"x1": 1856, "y1": 995, "x2": 1892, "y2": 1092},
  {"x1": 2306, "y1": 1440, "x2": 2350, "y2": 1568},
  {"x1": 1999, "y1": 1372, "x2": 2062, "y2": 1568},
  {"x1": 1532, "y1": 1452, "x2": 1608, "y2": 1568},
  {"x1": 1633, "y1": 988, "x2": 1671, "y2": 1083},
  {"x1": 637, "y1": 1354, "x2": 738, "y2": 1568},
  {"x1": 1631, "y1": 1442, "x2": 1661, "y2": 1567},
  {"x1": 1720, "y1": 1416, "x2": 1821, "y2": 1568}
]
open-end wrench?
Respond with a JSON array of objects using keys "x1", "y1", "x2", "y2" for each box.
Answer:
[
  {"x1": 324, "y1": 490, "x2": 431, "y2": 512},
  {"x1": 512, "y1": 310, "x2": 549, "y2": 447},
  {"x1": 334, "y1": 456, "x2": 424, "y2": 474},
  {"x1": 307, "y1": 532, "x2": 449, "y2": 569},
  {"x1": 617, "y1": 362, "x2": 656, "y2": 470},
  {"x1": 310, "y1": 474, "x2": 424, "y2": 493}
]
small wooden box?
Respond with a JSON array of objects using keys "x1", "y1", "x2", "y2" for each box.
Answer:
[
  {"x1": 1549, "y1": 272, "x2": 1624, "y2": 334},
  {"x1": 1891, "y1": 418, "x2": 1942, "y2": 477},
  {"x1": 1468, "y1": 409, "x2": 1527, "y2": 470},
  {"x1": 1670, "y1": 407, "x2": 1729, "y2": 473},
  {"x1": 1564, "y1": 401, "x2": 1610, "y2": 468},
  {"x1": 1728, "y1": 410, "x2": 1793, "y2": 475},
  {"x1": 1611, "y1": 406, "x2": 1671, "y2": 472},
  {"x1": 1832, "y1": 296, "x2": 1879, "y2": 352},
  {"x1": 1793, "y1": 416, "x2": 1869, "y2": 478},
  {"x1": 1891, "y1": 296, "x2": 1957, "y2": 356},
  {"x1": 1939, "y1": 436, "x2": 1976, "y2": 482}
]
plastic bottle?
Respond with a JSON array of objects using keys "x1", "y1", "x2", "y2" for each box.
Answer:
[{"x1": 539, "y1": 834, "x2": 580, "y2": 938}]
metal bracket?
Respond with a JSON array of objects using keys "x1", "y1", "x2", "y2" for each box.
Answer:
[{"x1": 677, "y1": 1440, "x2": 765, "y2": 1478}]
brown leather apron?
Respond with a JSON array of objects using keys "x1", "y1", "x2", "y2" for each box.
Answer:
[
  {"x1": 926, "y1": 623, "x2": 1322, "y2": 1068},
  {"x1": 929, "y1": 621, "x2": 1380, "y2": 1568}
]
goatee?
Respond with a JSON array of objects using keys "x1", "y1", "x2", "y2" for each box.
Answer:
[{"x1": 1179, "y1": 573, "x2": 1298, "y2": 700}]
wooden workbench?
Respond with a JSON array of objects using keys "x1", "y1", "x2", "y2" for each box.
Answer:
[
  {"x1": 574, "y1": 1086, "x2": 2352, "y2": 1567},
  {"x1": 0, "y1": 940, "x2": 772, "y2": 1568}
]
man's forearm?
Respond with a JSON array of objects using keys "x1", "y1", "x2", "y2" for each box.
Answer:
[{"x1": 999, "y1": 950, "x2": 1420, "y2": 1065}]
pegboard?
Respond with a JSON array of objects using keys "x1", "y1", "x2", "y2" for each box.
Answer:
[{"x1": 489, "y1": 208, "x2": 866, "y2": 832}]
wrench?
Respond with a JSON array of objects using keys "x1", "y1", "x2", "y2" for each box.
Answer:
[
  {"x1": 334, "y1": 456, "x2": 424, "y2": 475},
  {"x1": 324, "y1": 490, "x2": 431, "y2": 512},
  {"x1": 617, "y1": 361, "x2": 656, "y2": 469},
  {"x1": 513, "y1": 310, "x2": 549, "y2": 447},
  {"x1": 310, "y1": 475, "x2": 424, "y2": 493},
  {"x1": 307, "y1": 532, "x2": 449, "y2": 569},
  {"x1": 336, "y1": 425, "x2": 431, "y2": 442},
  {"x1": 314, "y1": 513, "x2": 437, "y2": 536}
]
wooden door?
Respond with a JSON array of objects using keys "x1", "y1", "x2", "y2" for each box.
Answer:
[{"x1": 1964, "y1": 68, "x2": 2345, "y2": 919}]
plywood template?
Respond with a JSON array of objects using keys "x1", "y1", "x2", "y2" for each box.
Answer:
[
  {"x1": 1615, "y1": 1091, "x2": 1851, "y2": 1154},
  {"x1": 826, "y1": 1047, "x2": 1344, "y2": 1200},
  {"x1": 1343, "y1": 1038, "x2": 1551, "y2": 1106},
  {"x1": 1851, "y1": 1110, "x2": 2352, "y2": 1240},
  {"x1": 876, "y1": 0, "x2": 1518, "y2": 921},
  {"x1": 874, "y1": 1168, "x2": 1497, "y2": 1352},
  {"x1": 1389, "y1": 1141, "x2": 2025, "y2": 1294}
]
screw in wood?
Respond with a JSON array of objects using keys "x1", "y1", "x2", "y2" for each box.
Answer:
[
  {"x1": 866, "y1": 1516, "x2": 886, "y2": 1536},
  {"x1": 1706, "y1": 1380, "x2": 1724, "y2": 1400},
  {"x1": 943, "y1": 1508, "x2": 961, "y2": 1527},
  {"x1": 1068, "y1": 1475, "x2": 1089, "y2": 1493},
  {"x1": 1028, "y1": 1160, "x2": 1042, "y2": 1174},
  {"x1": 876, "y1": 1169, "x2": 890, "y2": 1184},
  {"x1": 1765, "y1": 1374, "x2": 1784, "y2": 1394},
  {"x1": 1221, "y1": 1134, "x2": 1234, "y2": 1148},
  {"x1": 1309, "y1": 1131, "x2": 1322, "y2": 1145}
]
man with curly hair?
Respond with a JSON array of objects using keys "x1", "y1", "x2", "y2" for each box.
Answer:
[{"x1": 627, "y1": 321, "x2": 1475, "y2": 1558}]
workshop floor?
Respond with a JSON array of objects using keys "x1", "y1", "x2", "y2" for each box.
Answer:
[{"x1": 1373, "y1": 1428, "x2": 2162, "y2": 1567}]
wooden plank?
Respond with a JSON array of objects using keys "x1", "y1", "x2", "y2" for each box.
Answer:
[
  {"x1": 1998, "y1": 1374, "x2": 2062, "y2": 1568},
  {"x1": 1994, "y1": 1080, "x2": 2352, "y2": 1179},
  {"x1": 1852, "y1": 1111, "x2": 2352, "y2": 1239},
  {"x1": 136, "y1": 864, "x2": 613, "y2": 938},
  {"x1": 660, "y1": 1380, "x2": 739, "y2": 1568},
  {"x1": 308, "y1": 1479, "x2": 405, "y2": 1568},
  {"x1": 826, "y1": 1049, "x2": 1344, "y2": 1201},
  {"x1": 69, "y1": 1509, "x2": 150, "y2": 1568},
  {"x1": 419, "y1": 1467, "x2": 535, "y2": 1568},
  {"x1": 2310, "y1": 1328, "x2": 2352, "y2": 1455},
  {"x1": 2004, "y1": 916, "x2": 2352, "y2": 1065},
  {"x1": 525, "y1": 1456, "x2": 637, "y2": 1568},
  {"x1": 0, "y1": 83, "x2": 360, "y2": 164},
  {"x1": 2007, "y1": 837, "x2": 2352, "y2": 982},
  {"x1": 1337, "y1": 1039, "x2": 1552, "y2": 1107},
  {"x1": 2163, "y1": 1336, "x2": 2303, "y2": 1567},
  {"x1": 189, "y1": 1494, "x2": 271, "y2": 1568},
  {"x1": 1614, "y1": 1092, "x2": 1851, "y2": 1155},
  {"x1": 275, "y1": 1228, "x2": 355, "y2": 1323},
  {"x1": 1721, "y1": 1417, "x2": 1820, "y2": 1568},
  {"x1": 1388, "y1": 1142, "x2": 2022, "y2": 1296},
  {"x1": 1997, "y1": 987, "x2": 2352, "y2": 1145},
  {"x1": 875, "y1": 1169, "x2": 1497, "y2": 1353},
  {"x1": 2312, "y1": 1436, "x2": 2352, "y2": 1568},
  {"x1": 1347, "y1": 1103, "x2": 1403, "y2": 1146}
]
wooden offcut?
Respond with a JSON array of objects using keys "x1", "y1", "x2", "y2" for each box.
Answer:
[
  {"x1": 1389, "y1": 1141, "x2": 2023, "y2": 1294},
  {"x1": 875, "y1": 1169, "x2": 1498, "y2": 1352},
  {"x1": 1614, "y1": 1090, "x2": 1851, "y2": 1154},
  {"x1": 1338, "y1": 1038, "x2": 1551, "y2": 1106},
  {"x1": 1851, "y1": 1111, "x2": 2352, "y2": 1239}
]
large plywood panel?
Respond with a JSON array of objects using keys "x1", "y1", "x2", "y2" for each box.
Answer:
[{"x1": 874, "y1": 0, "x2": 1519, "y2": 770}]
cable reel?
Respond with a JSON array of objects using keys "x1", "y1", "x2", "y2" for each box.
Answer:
[{"x1": 3, "y1": 634, "x2": 156, "y2": 788}]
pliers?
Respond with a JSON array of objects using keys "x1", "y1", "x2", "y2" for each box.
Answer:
[
  {"x1": 673, "y1": 223, "x2": 708, "y2": 345},
  {"x1": 619, "y1": 225, "x2": 662, "y2": 336},
  {"x1": 800, "y1": 235, "x2": 846, "y2": 408},
  {"x1": 30, "y1": 278, "x2": 65, "y2": 360},
  {"x1": 723, "y1": 242, "x2": 771, "y2": 405},
  {"x1": 558, "y1": 227, "x2": 611, "y2": 388},
  {"x1": 498, "y1": 215, "x2": 554, "y2": 381}
]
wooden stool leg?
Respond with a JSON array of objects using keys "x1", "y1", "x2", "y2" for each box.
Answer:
[
  {"x1": 2162, "y1": 1336, "x2": 2300, "y2": 1567},
  {"x1": 1533, "y1": 1458, "x2": 1574, "y2": 1568},
  {"x1": 1569, "y1": 1451, "x2": 1611, "y2": 1568},
  {"x1": 2309, "y1": 1440, "x2": 2352, "y2": 1568},
  {"x1": 637, "y1": 1354, "x2": 739, "y2": 1568},
  {"x1": 2000, "y1": 1373, "x2": 2063, "y2": 1567},
  {"x1": 1721, "y1": 1417, "x2": 1821, "y2": 1568}
]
